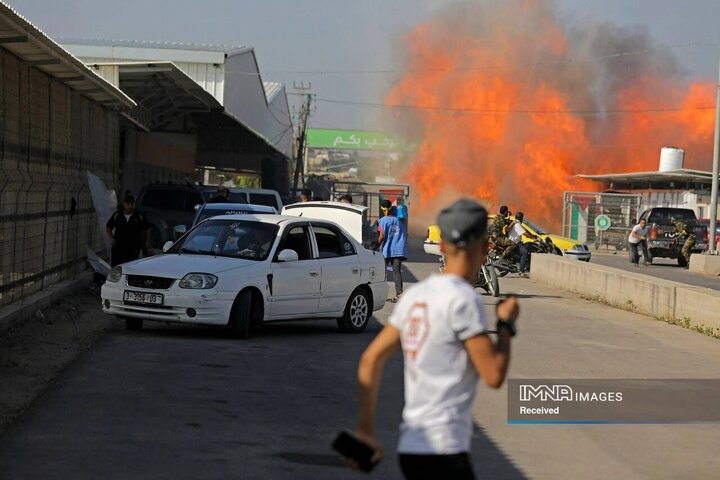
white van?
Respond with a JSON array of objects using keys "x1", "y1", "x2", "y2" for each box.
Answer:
[{"x1": 228, "y1": 188, "x2": 283, "y2": 212}]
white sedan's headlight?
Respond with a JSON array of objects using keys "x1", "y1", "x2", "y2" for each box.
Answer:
[
  {"x1": 107, "y1": 266, "x2": 122, "y2": 282},
  {"x1": 179, "y1": 273, "x2": 218, "y2": 289}
]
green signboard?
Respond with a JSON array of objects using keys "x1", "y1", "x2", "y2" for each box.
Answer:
[
  {"x1": 305, "y1": 128, "x2": 414, "y2": 151},
  {"x1": 595, "y1": 214, "x2": 612, "y2": 231}
]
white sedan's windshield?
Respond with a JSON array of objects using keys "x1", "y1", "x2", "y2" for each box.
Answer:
[{"x1": 169, "y1": 219, "x2": 278, "y2": 260}]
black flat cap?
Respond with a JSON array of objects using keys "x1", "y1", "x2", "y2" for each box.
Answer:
[{"x1": 437, "y1": 198, "x2": 488, "y2": 245}]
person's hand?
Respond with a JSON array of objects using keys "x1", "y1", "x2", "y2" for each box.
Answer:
[
  {"x1": 343, "y1": 431, "x2": 382, "y2": 470},
  {"x1": 496, "y1": 294, "x2": 519, "y2": 322}
]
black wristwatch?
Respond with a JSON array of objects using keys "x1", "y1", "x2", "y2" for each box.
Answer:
[{"x1": 496, "y1": 318, "x2": 517, "y2": 337}]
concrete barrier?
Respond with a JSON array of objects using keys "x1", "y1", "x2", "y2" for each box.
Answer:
[
  {"x1": 531, "y1": 254, "x2": 676, "y2": 318},
  {"x1": 689, "y1": 254, "x2": 720, "y2": 276},
  {"x1": 675, "y1": 287, "x2": 720, "y2": 331},
  {"x1": 531, "y1": 254, "x2": 720, "y2": 333}
]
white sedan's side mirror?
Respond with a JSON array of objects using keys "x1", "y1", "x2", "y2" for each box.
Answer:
[
  {"x1": 174, "y1": 225, "x2": 187, "y2": 237},
  {"x1": 162, "y1": 241, "x2": 174, "y2": 253},
  {"x1": 277, "y1": 249, "x2": 299, "y2": 262}
]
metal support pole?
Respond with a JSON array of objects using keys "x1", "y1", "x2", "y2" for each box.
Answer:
[{"x1": 709, "y1": 53, "x2": 720, "y2": 254}]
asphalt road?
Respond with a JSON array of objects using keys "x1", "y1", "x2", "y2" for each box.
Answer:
[
  {"x1": 590, "y1": 249, "x2": 720, "y2": 291},
  {"x1": 1, "y1": 251, "x2": 719, "y2": 479}
]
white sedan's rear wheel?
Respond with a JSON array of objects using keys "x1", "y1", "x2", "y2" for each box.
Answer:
[{"x1": 337, "y1": 288, "x2": 371, "y2": 333}]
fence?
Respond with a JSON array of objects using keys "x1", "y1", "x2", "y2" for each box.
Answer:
[
  {"x1": 0, "y1": 47, "x2": 120, "y2": 308},
  {"x1": 562, "y1": 191, "x2": 643, "y2": 251},
  {"x1": 331, "y1": 181, "x2": 411, "y2": 226}
]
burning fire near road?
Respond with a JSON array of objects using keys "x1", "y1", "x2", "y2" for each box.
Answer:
[{"x1": 387, "y1": 0, "x2": 716, "y2": 228}]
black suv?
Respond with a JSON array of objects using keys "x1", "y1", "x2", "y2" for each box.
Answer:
[
  {"x1": 639, "y1": 207, "x2": 707, "y2": 267},
  {"x1": 136, "y1": 184, "x2": 206, "y2": 250}
]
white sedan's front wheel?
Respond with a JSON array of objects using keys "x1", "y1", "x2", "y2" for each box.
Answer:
[{"x1": 337, "y1": 288, "x2": 371, "y2": 333}]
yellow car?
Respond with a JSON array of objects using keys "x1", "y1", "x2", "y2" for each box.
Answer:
[{"x1": 424, "y1": 216, "x2": 591, "y2": 262}]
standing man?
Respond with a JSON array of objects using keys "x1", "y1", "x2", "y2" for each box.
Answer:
[
  {"x1": 628, "y1": 218, "x2": 651, "y2": 267},
  {"x1": 507, "y1": 212, "x2": 536, "y2": 278},
  {"x1": 209, "y1": 185, "x2": 229, "y2": 203},
  {"x1": 106, "y1": 195, "x2": 149, "y2": 267},
  {"x1": 378, "y1": 199, "x2": 407, "y2": 302},
  {"x1": 353, "y1": 198, "x2": 519, "y2": 479},
  {"x1": 338, "y1": 194, "x2": 353, "y2": 204}
]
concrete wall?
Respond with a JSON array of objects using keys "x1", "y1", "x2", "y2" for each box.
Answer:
[
  {"x1": 531, "y1": 254, "x2": 720, "y2": 332},
  {"x1": 0, "y1": 47, "x2": 119, "y2": 308}
]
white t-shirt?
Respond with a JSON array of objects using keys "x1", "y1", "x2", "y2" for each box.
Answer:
[
  {"x1": 628, "y1": 224, "x2": 649, "y2": 244},
  {"x1": 508, "y1": 222, "x2": 527, "y2": 244},
  {"x1": 388, "y1": 274, "x2": 488, "y2": 454}
]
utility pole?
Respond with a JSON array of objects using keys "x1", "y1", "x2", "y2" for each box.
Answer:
[
  {"x1": 291, "y1": 81, "x2": 312, "y2": 200},
  {"x1": 710, "y1": 54, "x2": 720, "y2": 254}
]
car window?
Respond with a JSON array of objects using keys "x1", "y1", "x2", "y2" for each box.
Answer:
[
  {"x1": 313, "y1": 225, "x2": 356, "y2": 258},
  {"x1": 277, "y1": 226, "x2": 312, "y2": 261},
  {"x1": 249, "y1": 193, "x2": 280, "y2": 208},
  {"x1": 141, "y1": 190, "x2": 203, "y2": 213},
  {"x1": 647, "y1": 209, "x2": 695, "y2": 223},
  {"x1": 227, "y1": 192, "x2": 249, "y2": 204},
  {"x1": 169, "y1": 219, "x2": 278, "y2": 260},
  {"x1": 522, "y1": 219, "x2": 547, "y2": 235}
]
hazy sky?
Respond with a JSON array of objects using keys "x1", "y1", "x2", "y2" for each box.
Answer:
[{"x1": 8, "y1": 0, "x2": 720, "y2": 130}]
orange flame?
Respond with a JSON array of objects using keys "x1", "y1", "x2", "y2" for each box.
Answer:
[{"x1": 387, "y1": 1, "x2": 716, "y2": 230}]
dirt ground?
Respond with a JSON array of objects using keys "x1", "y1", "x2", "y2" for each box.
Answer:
[{"x1": 0, "y1": 283, "x2": 121, "y2": 433}]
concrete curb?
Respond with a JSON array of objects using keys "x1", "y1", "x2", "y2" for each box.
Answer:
[
  {"x1": 531, "y1": 254, "x2": 720, "y2": 332},
  {"x1": 0, "y1": 272, "x2": 94, "y2": 334}
]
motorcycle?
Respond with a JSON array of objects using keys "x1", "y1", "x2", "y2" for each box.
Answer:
[
  {"x1": 438, "y1": 255, "x2": 500, "y2": 297},
  {"x1": 489, "y1": 237, "x2": 557, "y2": 277}
]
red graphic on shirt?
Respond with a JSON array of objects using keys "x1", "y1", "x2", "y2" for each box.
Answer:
[{"x1": 402, "y1": 303, "x2": 429, "y2": 362}]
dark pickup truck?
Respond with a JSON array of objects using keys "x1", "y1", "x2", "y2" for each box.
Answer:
[{"x1": 639, "y1": 207, "x2": 707, "y2": 267}]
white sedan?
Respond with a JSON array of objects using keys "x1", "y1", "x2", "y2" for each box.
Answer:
[{"x1": 101, "y1": 209, "x2": 388, "y2": 338}]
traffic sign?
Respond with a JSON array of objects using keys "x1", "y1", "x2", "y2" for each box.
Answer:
[{"x1": 595, "y1": 214, "x2": 611, "y2": 231}]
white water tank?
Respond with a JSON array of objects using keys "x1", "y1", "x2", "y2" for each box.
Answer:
[{"x1": 659, "y1": 147, "x2": 684, "y2": 172}]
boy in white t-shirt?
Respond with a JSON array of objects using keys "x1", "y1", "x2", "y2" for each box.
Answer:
[{"x1": 352, "y1": 198, "x2": 520, "y2": 479}]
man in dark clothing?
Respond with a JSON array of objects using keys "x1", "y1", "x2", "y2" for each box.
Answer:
[
  {"x1": 300, "y1": 188, "x2": 312, "y2": 202},
  {"x1": 208, "y1": 186, "x2": 230, "y2": 203},
  {"x1": 106, "y1": 195, "x2": 149, "y2": 266}
]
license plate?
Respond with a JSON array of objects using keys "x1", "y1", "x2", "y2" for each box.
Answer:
[{"x1": 123, "y1": 290, "x2": 163, "y2": 305}]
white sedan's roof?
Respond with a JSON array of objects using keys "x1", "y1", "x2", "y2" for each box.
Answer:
[{"x1": 206, "y1": 213, "x2": 326, "y2": 225}]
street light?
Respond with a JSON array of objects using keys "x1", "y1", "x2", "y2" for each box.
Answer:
[{"x1": 709, "y1": 53, "x2": 720, "y2": 254}]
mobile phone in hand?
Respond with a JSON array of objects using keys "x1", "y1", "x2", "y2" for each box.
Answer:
[{"x1": 332, "y1": 430, "x2": 379, "y2": 472}]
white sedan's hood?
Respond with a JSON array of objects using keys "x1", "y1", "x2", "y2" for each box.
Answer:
[{"x1": 122, "y1": 254, "x2": 256, "y2": 277}]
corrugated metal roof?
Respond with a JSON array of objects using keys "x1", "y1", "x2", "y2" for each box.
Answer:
[
  {"x1": 91, "y1": 61, "x2": 222, "y2": 129},
  {"x1": 263, "y1": 81, "x2": 283, "y2": 102},
  {"x1": 60, "y1": 37, "x2": 244, "y2": 53},
  {"x1": 0, "y1": 2, "x2": 134, "y2": 110},
  {"x1": 577, "y1": 169, "x2": 715, "y2": 185}
]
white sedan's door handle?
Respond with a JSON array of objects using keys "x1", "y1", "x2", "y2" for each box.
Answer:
[
  {"x1": 351, "y1": 267, "x2": 360, "y2": 274},
  {"x1": 309, "y1": 270, "x2": 319, "y2": 277}
]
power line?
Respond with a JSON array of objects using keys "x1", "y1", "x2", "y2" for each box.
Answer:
[
  {"x1": 223, "y1": 42, "x2": 718, "y2": 77},
  {"x1": 313, "y1": 97, "x2": 715, "y2": 116}
]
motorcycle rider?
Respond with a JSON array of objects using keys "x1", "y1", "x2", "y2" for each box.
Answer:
[
  {"x1": 492, "y1": 206, "x2": 515, "y2": 259},
  {"x1": 507, "y1": 212, "x2": 537, "y2": 278}
]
